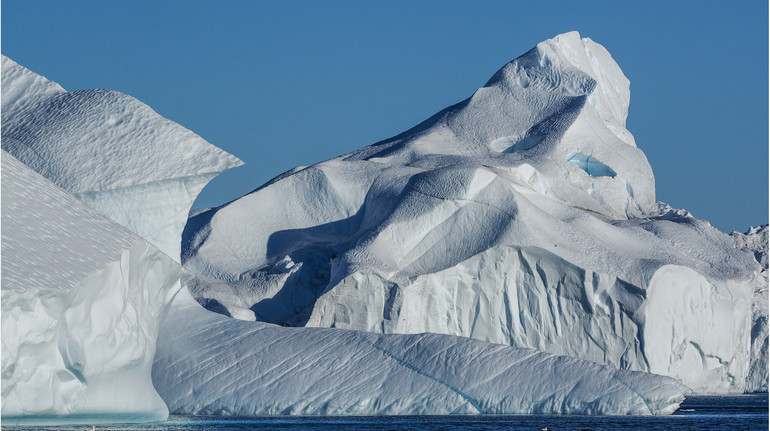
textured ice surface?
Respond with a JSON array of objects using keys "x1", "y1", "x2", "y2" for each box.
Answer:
[
  {"x1": 0, "y1": 55, "x2": 65, "y2": 119},
  {"x1": 732, "y1": 225, "x2": 769, "y2": 392},
  {"x1": 182, "y1": 32, "x2": 759, "y2": 393},
  {"x1": 1, "y1": 153, "x2": 189, "y2": 425},
  {"x1": 1, "y1": 55, "x2": 243, "y2": 260},
  {"x1": 153, "y1": 288, "x2": 685, "y2": 416}
]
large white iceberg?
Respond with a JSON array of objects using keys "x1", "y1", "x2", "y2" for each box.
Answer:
[
  {"x1": 1, "y1": 152, "x2": 190, "y2": 425},
  {"x1": 1, "y1": 55, "x2": 244, "y2": 261},
  {"x1": 152, "y1": 287, "x2": 685, "y2": 416},
  {"x1": 182, "y1": 32, "x2": 760, "y2": 393},
  {"x1": 1, "y1": 31, "x2": 759, "y2": 424}
]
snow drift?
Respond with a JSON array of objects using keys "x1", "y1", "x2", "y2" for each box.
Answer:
[
  {"x1": 153, "y1": 287, "x2": 685, "y2": 416},
  {"x1": 1, "y1": 55, "x2": 244, "y2": 261},
  {"x1": 182, "y1": 32, "x2": 760, "y2": 393},
  {"x1": 1, "y1": 153, "x2": 190, "y2": 425}
]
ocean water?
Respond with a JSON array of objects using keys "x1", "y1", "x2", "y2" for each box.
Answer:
[{"x1": 3, "y1": 395, "x2": 767, "y2": 431}]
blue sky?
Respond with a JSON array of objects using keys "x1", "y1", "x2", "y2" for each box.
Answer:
[{"x1": 2, "y1": 0, "x2": 767, "y2": 233}]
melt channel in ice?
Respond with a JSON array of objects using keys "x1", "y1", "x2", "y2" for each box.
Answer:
[
  {"x1": 1, "y1": 152, "x2": 191, "y2": 426},
  {"x1": 152, "y1": 287, "x2": 685, "y2": 416},
  {"x1": 1, "y1": 55, "x2": 244, "y2": 262},
  {"x1": 181, "y1": 31, "x2": 760, "y2": 394}
]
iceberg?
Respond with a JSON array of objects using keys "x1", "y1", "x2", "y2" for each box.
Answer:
[
  {"x1": 1, "y1": 32, "x2": 759, "y2": 423},
  {"x1": 1, "y1": 152, "x2": 190, "y2": 425},
  {"x1": 181, "y1": 32, "x2": 759, "y2": 393},
  {"x1": 1, "y1": 55, "x2": 240, "y2": 424},
  {"x1": 152, "y1": 287, "x2": 685, "y2": 416},
  {"x1": 1, "y1": 55, "x2": 244, "y2": 261},
  {"x1": 732, "y1": 225, "x2": 769, "y2": 392}
]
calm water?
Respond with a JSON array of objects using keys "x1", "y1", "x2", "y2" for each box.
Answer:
[{"x1": 3, "y1": 395, "x2": 767, "y2": 431}]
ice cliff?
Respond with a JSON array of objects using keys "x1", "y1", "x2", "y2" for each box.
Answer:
[
  {"x1": 1, "y1": 153, "x2": 190, "y2": 425},
  {"x1": 1, "y1": 55, "x2": 244, "y2": 261},
  {"x1": 182, "y1": 32, "x2": 760, "y2": 394},
  {"x1": 732, "y1": 225, "x2": 769, "y2": 392}
]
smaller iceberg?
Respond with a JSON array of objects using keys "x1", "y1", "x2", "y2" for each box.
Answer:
[{"x1": 1, "y1": 152, "x2": 190, "y2": 426}]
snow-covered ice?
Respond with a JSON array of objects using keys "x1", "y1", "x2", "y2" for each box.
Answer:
[
  {"x1": 1, "y1": 152, "x2": 190, "y2": 425},
  {"x1": 1, "y1": 55, "x2": 243, "y2": 261},
  {"x1": 732, "y1": 225, "x2": 769, "y2": 392},
  {"x1": 182, "y1": 32, "x2": 760, "y2": 393},
  {"x1": 1, "y1": 30, "x2": 762, "y2": 425},
  {"x1": 153, "y1": 287, "x2": 685, "y2": 416}
]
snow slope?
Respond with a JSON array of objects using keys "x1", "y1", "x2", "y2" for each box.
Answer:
[
  {"x1": 1, "y1": 55, "x2": 244, "y2": 261},
  {"x1": 153, "y1": 287, "x2": 685, "y2": 416},
  {"x1": 1, "y1": 152, "x2": 190, "y2": 425},
  {"x1": 182, "y1": 32, "x2": 759, "y2": 393},
  {"x1": 732, "y1": 225, "x2": 769, "y2": 392}
]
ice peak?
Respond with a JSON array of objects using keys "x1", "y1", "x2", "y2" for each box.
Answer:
[
  {"x1": 345, "y1": 32, "x2": 653, "y2": 218},
  {"x1": 488, "y1": 31, "x2": 633, "y2": 146}
]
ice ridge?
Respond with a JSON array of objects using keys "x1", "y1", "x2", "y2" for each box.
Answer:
[{"x1": 1, "y1": 54, "x2": 244, "y2": 261}]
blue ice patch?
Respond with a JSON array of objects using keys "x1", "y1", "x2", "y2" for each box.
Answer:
[{"x1": 567, "y1": 152, "x2": 616, "y2": 178}]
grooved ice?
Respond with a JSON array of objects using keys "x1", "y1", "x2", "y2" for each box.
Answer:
[{"x1": 153, "y1": 288, "x2": 686, "y2": 416}]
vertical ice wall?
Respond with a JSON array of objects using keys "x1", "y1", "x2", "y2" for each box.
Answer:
[
  {"x1": 1, "y1": 55, "x2": 244, "y2": 261},
  {"x1": 733, "y1": 225, "x2": 769, "y2": 392},
  {"x1": 1, "y1": 153, "x2": 191, "y2": 425}
]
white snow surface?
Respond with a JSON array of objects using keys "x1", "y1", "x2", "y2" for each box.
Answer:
[
  {"x1": 732, "y1": 225, "x2": 769, "y2": 392},
  {"x1": 1, "y1": 55, "x2": 243, "y2": 260},
  {"x1": 1, "y1": 152, "x2": 190, "y2": 425},
  {"x1": 183, "y1": 32, "x2": 759, "y2": 393},
  {"x1": 153, "y1": 287, "x2": 685, "y2": 416}
]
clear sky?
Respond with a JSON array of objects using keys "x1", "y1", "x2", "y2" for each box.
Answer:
[{"x1": 2, "y1": 0, "x2": 767, "y2": 233}]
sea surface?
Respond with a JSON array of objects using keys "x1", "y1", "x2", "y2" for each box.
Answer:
[{"x1": 3, "y1": 395, "x2": 767, "y2": 431}]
